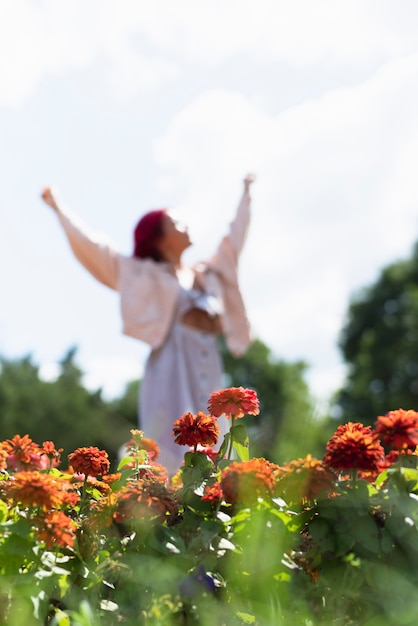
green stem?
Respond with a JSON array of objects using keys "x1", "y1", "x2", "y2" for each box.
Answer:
[{"x1": 227, "y1": 415, "x2": 235, "y2": 460}]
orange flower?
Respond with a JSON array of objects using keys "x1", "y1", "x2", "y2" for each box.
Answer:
[
  {"x1": 114, "y1": 480, "x2": 178, "y2": 526},
  {"x1": 220, "y1": 458, "x2": 279, "y2": 505},
  {"x1": 202, "y1": 481, "x2": 223, "y2": 504},
  {"x1": 0, "y1": 446, "x2": 7, "y2": 471},
  {"x1": 68, "y1": 446, "x2": 110, "y2": 477},
  {"x1": 173, "y1": 412, "x2": 220, "y2": 447},
  {"x1": 42, "y1": 441, "x2": 63, "y2": 467},
  {"x1": 375, "y1": 409, "x2": 418, "y2": 451},
  {"x1": 208, "y1": 387, "x2": 260, "y2": 419},
  {"x1": 3, "y1": 434, "x2": 47, "y2": 470},
  {"x1": 276, "y1": 455, "x2": 336, "y2": 503},
  {"x1": 6, "y1": 471, "x2": 68, "y2": 511},
  {"x1": 323, "y1": 422, "x2": 384, "y2": 473},
  {"x1": 381, "y1": 448, "x2": 418, "y2": 469},
  {"x1": 36, "y1": 511, "x2": 77, "y2": 549}
]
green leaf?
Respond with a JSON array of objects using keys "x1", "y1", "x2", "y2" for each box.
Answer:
[
  {"x1": 233, "y1": 440, "x2": 249, "y2": 462},
  {"x1": 217, "y1": 433, "x2": 230, "y2": 460},
  {"x1": 230, "y1": 423, "x2": 249, "y2": 446}
]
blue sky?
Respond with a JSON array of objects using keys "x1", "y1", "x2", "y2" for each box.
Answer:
[{"x1": 2, "y1": 0, "x2": 418, "y2": 407}]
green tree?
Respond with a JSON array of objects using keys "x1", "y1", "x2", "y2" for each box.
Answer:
[
  {"x1": 0, "y1": 348, "x2": 133, "y2": 463},
  {"x1": 336, "y1": 242, "x2": 418, "y2": 425},
  {"x1": 220, "y1": 338, "x2": 324, "y2": 462}
]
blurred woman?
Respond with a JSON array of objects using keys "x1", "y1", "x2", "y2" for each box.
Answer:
[{"x1": 41, "y1": 174, "x2": 255, "y2": 473}]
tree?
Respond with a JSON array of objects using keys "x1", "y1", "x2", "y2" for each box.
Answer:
[
  {"x1": 0, "y1": 348, "x2": 133, "y2": 463},
  {"x1": 336, "y1": 242, "x2": 418, "y2": 425},
  {"x1": 220, "y1": 338, "x2": 323, "y2": 462}
]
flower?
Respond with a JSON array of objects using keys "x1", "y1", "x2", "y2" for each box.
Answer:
[
  {"x1": 192, "y1": 447, "x2": 218, "y2": 463},
  {"x1": 173, "y1": 412, "x2": 220, "y2": 447},
  {"x1": 220, "y1": 458, "x2": 279, "y2": 505},
  {"x1": 3, "y1": 434, "x2": 47, "y2": 470},
  {"x1": 202, "y1": 481, "x2": 223, "y2": 504},
  {"x1": 68, "y1": 446, "x2": 110, "y2": 477},
  {"x1": 42, "y1": 441, "x2": 63, "y2": 467},
  {"x1": 375, "y1": 409, "x2": 418, "y2": 451},
  {"x1": 208, "y1": 387, "x2": 260, "y2": 419},
  {"x1": 0, "y1": 446, "x2": 8, "y2": 471},
  {"x1": 276, "y1": 455, "x2": 336, "y2": 504},
  {"x1": 36, "y1": 511, "x2": 77, "y2": 549},
  {"x1": 6, "y1": 471, "x2": 69, "y2": 511},
  {"x1": 323, "y1": 422, "x2": 385, "y2": 473},
  {"x1": 114, "y1": 479, "x2": 178, "y2": 526}
]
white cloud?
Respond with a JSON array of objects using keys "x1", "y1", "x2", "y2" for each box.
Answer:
[{"x1": 2, "y1": 0, "x2": 418, "y2": 110}]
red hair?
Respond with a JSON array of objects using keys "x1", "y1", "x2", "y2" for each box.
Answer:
[{"x1": 133, "y1": 209, "x2": 167, "y2": 261}]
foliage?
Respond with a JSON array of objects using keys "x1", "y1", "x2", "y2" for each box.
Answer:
[
  {"x1": 0, "y1": 338, "x2": 323, "y2": 468},
  {"x1": 220, "y1": 338, "x2": 322, "y2": 461},
  {"x1": 1, "y1": 390, "x2": 418, "y2": 625},
  {"x1": 336, "y1": 242, "x2": 418, "y2": 424},
  {"x1": 0, "y1": 348, "x2": 134, "y2": 462}
]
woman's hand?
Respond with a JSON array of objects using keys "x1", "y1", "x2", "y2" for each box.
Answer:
[
  {"x1": 41, "y1": 187, "x2": 60, "y2": 212},
  {"x1": 244, "y1": 173, "x2": 256, "y2": 192}
]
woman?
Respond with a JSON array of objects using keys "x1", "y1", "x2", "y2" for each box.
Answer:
[{"x1": 41, "y1": 174, "x2": 255, "y2": 473}]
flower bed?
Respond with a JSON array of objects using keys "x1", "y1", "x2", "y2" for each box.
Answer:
[{"x1": 1, "y1": 392, "x2": 418, "y2": 625}]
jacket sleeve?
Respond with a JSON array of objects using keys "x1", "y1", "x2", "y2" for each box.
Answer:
[
  {"x1": 228, "y1": 187, "x2": 251, "y2": 261},
  {"x1": 206, "y1": 187, "x2": 251, "y2": 282},
  {"x1": 55, "y1": 205, "x2": 120, "y2": 290}
]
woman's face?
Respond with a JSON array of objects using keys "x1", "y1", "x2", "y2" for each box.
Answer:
[{"x1": 158, "y1": 213, "x2": 192, "y2": 258}]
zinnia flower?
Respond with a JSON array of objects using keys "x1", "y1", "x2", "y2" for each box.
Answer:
[
  {"x1": 220, "y1": 458, "x2": 279, "y2": 505},
  {"x1": 68, "y1": 446, "x2": 110, "y2": 477},
  {"x1": 6, "y1": 471, "x2": 68, "y2": 511},
  {"x1": 323, "y1": 422, "x2": 384, "y2": 473},
  {"x1": 3, "y1": 434, "x2": 46, "y2": 470},
  {"x1": 36, "y1": 511, "x2": 77, "y2": 549},
  {"x1": 208, "y1": 387, "x2": 260, "y2": 419},
  {"x1": 42, "y1": 441, "x2": 63, "y2": 467},
  {"x1": 191, "y1": 447, "x2": 218, "y2": 463},
  {"x1": 202, "y1": 481, "x2": 223, "y2": 504},
  {"x1": 114, "y1": 480, "x2": 178, "y2": 526},
  {"x1": 173, "y1": 412, "x2": 220, "y2": 447},
  {"x1": 276, "y1": 455, "x2": 336, "y2": 504},
  {"x1": 375, "y1": 409, "x2": 418, "y2": 451}
]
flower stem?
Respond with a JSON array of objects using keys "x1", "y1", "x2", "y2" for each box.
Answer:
[{"x1": 227, "y1": 415, "x2": 235, "y2": 460}]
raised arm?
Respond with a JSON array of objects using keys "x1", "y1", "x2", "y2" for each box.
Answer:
[
  {"x1": 41, "y1": 187, "x2": 119, "y2": 290},
  {"x1": 228, "y1": 173, "x2": 255, "y2": 258}
]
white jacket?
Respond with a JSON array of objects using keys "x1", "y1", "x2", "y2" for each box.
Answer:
[{"x1": 55, "y1": 190, "x2": 252, "y2": 357}]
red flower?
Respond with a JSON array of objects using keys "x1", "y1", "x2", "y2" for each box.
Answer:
[
  {"x1": 276, "y1": 455, "x2": 336, "y2": 504},
  {"x1": 375, "y1": 409, "x2": 418, "y2": 451},
  {"x1": 323, "y1": 422, "x2": 384, "y2": 473},
  {"x1": 68, "y1": 446, "x2": 110, "y2": 477},
  {"x1": 191, "y1": 447, "x2": 219, "y2": 463},
  {"x1": 202, "y1": 481, "x2": 223, "y2": 504},
  {"x1": 220, "y1": 458, "x2": 279, "y2": 505},
  {"x1": 173, "y1": 412, "x2": 220, "y2": 447},
  {"x1": 208, "y1": 387, "x2": 260, "y2": 419}
]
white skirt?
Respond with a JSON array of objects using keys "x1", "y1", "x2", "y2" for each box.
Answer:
[{"x1": 139, "y1": 321, "x2": 228, "y2": 475}]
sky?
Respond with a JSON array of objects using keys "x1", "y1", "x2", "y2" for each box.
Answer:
[{"x1": 2, "y1": 0, "x2": 418, "y2": 410}]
